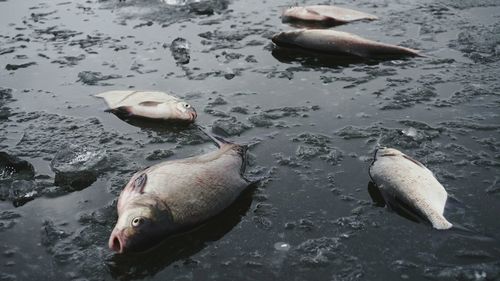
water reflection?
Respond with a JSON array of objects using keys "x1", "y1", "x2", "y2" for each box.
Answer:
[{"x1": 271, "y1": 46, "x2": 380, "y2": 68}]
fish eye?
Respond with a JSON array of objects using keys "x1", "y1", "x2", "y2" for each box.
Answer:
[{"x1": 132, "y1": 217, "x2": 144, "y2": 227}]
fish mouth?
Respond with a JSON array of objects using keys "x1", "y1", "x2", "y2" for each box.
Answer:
[
  {"x1": 271, "y1": 30, "x2": 303, "y2": 48},
  {"x1": 187, "y1": 108, "x2": 197, "y2": 121},
  {"x1": 271, "y1": 32, "x2": 284, "y2": 45},
  {"x1": 108, "y1": 229, "x2": 126, "y2": 254}
]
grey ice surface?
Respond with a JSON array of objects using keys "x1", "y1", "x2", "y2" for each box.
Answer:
[{"x1": 0, "y1": 0, "x2": 499, "y2": 280}]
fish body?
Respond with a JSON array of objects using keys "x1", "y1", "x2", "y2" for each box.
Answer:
[
  {"x1": 108, "y1": 137, "x2": 249, "y2": 253},
  {"x1": 95, "y1": 90, "x2": 197, "y2": 122},
  {"x1": 272, "y1": 29, "x2": 421, "y2": 58},
  {"x1": 282, "y1": 5, "x2": 378, "y2": 25},
  {"x1": 369, "y1": 148, "x2": 452, "y2": 230}
]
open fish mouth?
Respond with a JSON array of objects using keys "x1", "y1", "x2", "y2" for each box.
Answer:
[
  {"x1": 108, "y1": 230, "x2": 126, "y2": 254},
  {"x1": 188, "y1": 109, "x2": 197, "y2": 121}
]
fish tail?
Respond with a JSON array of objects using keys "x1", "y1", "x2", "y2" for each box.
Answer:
[
  {"x1": 196, "y1": 124, "x2": 232, "y2": 148},
  {"x1": 94, "y1": 90, "x2": 136, "y2": 108},
  {"x1": 236, "y1": 145, "x2": 248, "y2": 175},
  {"x1": 430, "y1": 214, "x2": 453, "y2": 230},
  {"x1": 196, "y1": 124, "x2": 248, "y2": 175}
]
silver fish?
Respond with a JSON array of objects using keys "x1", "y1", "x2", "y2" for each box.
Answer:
[
  {"x1": 272, "y1": 29, "x2": 422, "y2": 58},
  {"x1": 282, "y1": 5, "x2": 378, "y2": 25},
  {"x1": 95, "y1": 90, "x2": 197, "y2": 122},
  {"x1": 369, "y1": 148, "x2": 452, "y2": 230},
  {"x1": 108, "y1": 135, "x2": 250, "y2": 253}
]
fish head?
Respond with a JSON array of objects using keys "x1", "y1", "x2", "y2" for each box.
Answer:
[
  {"x1": 271, "y1": 30, "x2": 304, "y2": 47},
  {"x1": 108, "y1": 200, "x2": 174, "y2": 254},
  {"x1": 173, "y1": 101, "x2": 197, "y2": 122},
  {"x1": 282, "y1": 6, "x2": 323, "y2": 22},
  {"x1": 282, "y1": 6, "x2": 307, "y2": 17},
  {"x1": 374, "y1": 147, "x2": 403, "y2": 159}
]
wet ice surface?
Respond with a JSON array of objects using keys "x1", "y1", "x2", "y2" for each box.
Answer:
[{"x1": 1, "y1": 0, "x2": 499, "y2": 280}]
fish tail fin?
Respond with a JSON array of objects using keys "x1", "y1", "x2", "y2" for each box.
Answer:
[
  {"x1": 236, "y1": 145, "x2": 248, "y2": 176},
  {"x1": 196, "y1": 124, "x2": 249, "y2": 175},
  {"x1": 94, "y1": 90, "x2": 135, "y2": 108},
  {"x1": 195, "y1": 125, "x2": 248, "y2": 174},
  {"x1": 196, "y1": 124, "x2": 232, "y2": 148},
  {"x1": 430, "y1": 214, "x2": 453, "y2": 230}
]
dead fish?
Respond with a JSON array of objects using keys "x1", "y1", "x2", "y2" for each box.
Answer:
[
  {"x1": 369, "y1": 147, "x2": 452, "y2": 230},
  {"x1": 108, "y1": 133, "x2": 250, "y2": 253},
  {"x1": 95, "y1": 90, "x2": 197, "y2": 123},
  {"x1": 282, "y1": 5, "x2": 378, "y2": 26},
  {"x1": 272, "y1": 29, "x2": 422, "y2": 58}
]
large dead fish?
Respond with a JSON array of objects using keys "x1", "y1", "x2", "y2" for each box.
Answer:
[
  {"x1": 108, "y1": 133, "x2": 250, "y2": 253},
  {"x1": 272, "y1": 29, "x2": 422, "y2": 58},
  {"x1": 95, "y1": 90, "x2": 197, "y2": 123},
  {"x1": 369, "y1": 147, "x2": 452, "y2": 230},
  {"x1": 282, "y1": 5, "x2": 378, "y2": 26}
]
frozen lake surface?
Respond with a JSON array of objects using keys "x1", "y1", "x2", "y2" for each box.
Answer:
[{"x1": 0, "y1": 0, "x2": 499, "y2": 280}]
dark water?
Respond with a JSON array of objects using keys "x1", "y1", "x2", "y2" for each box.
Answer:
[{"x1": 1, "y1": 0, "x2": 499, "y2": 280}]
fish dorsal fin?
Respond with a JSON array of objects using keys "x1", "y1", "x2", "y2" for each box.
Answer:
[
  {"x1": 402, "y1": 154, "x2": 425, "y2": 168},
  {"x1": 380, "y1": 152, "x2": 425, "y2": 169},
  {"x1": 139, "y1": 101, "x2": 163, "y2": 107},
  {"x1": 305, "y1": 7, "x2": 322, "y2": 16}
]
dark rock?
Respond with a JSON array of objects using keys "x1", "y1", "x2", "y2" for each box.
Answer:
[
  {"x1": 486, "y1": 177, "x2": 500, "y2": 194},
  {"x1": 424, "y1": 262, "x2": 500, "y2": 280},
  {"x1": 41, "y1": 220, "x2": 71, "y2": 248},
  {"x1": 295, "y1": 237, "x2": 341, "y2": 266},
  {"x1": 189, "y1": 0, "x2": 228, "y2": 15},
  {"x1": 50, "y1": 145, "x2": 108, "y2": 190},
  {"x1": 230, "y1": 106, "x2": 249, "y2": 114},
  {"x1": 5, "y1": 62, "x2": 37, "y2": 71},
  {"x1": 212, "y1": 117, "x2": 251, "y2": 136},
  {"x1": 208, "y1": 96, "x2": 227, "y2": 106},
  {"x1": 8, "y1": 180, "x2": 38, "y2": 207},
  {"x1": 51, "y1": 54, "x2": 85, "y2": 67},
  {"x1": 0, "y1": 210, "x2": 21, "y2": 232},
  {"x1": 0, "y1": 107, "x2": 11, "y2": 120},
  {"x1": 204, "y1": 108, "x2": 229, "y2": 117},
  {"x1": 381, "y1": 87, "x2": 437, "y2": 110},
  {"x1": 170, "y1": 37, "x2": 190, "y2": 65},
  {"x1": 248, "y1": 114, "x2": 274, "y2": 127},
  {"x1": 291, "y1": 132, "x2": 344, "y2": 165},
  {"x1": 0, "y1": 47, "x2": 15, "y2": 56},
  {"x1": 0, "y1": 152, "x2": 35, "y2": 180},
  {"x1": 146, "y1": 149, "x2": 174, "y2": 161},
  {"x1": 0, "y1": 88, "x2": 13, "y2": 101},
  {"x1": 77, "y1": 71, "x2": 121, "y2": 85}
]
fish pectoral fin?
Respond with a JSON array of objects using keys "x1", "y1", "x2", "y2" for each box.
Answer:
[
  {"x1": 368, "y1": 181, "x2": 386, "y2": 207},
  {"x1": 348, "y1": 48, "x2": 371, "y2": 58},
  {"x1": 110, "y1": 106, "x2": 133, "y2": 116},
  {"x1": 138, "y1": 101, "x2": 163, "y2": 107},
  {"x1": 124, "y1": 173, "x2": 147, "y2": 194},
  {"x1": 386, "y1": 195, "x2": 429, "y2": 224}
]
